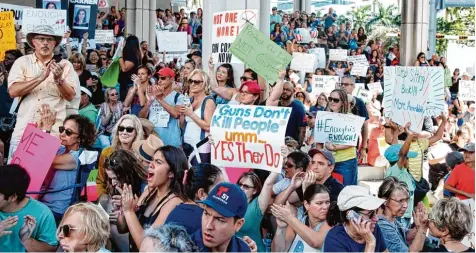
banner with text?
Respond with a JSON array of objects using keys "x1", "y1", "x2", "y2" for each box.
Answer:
[
  {"x1": 311, "y1": 75, "x2": 340, "y2": 97},
  {"x1": 94, "y1": 29, "x2": 114, "y2": 44},
  {"x1": 367, "y1": 82, "x2": 383, "y2": 94},
  {"x1": 313, "y1": 111, "x2": 365, "y2": 146},
  {"x1": 210, "y1": 105, "x2": 291, "y2": 172},
  {"x1": 0, "y1": 12, "x2": 16, "y2": 61},
  {"x1": 212, "y1": 9, "x2": 258, "y2": 64},
  {"x1": 459, "y1": 80, "x2": 475, "y2": 102},
  {"x1": 22, "y1": 8, "x2": 67, "y2": 38},
  {"x1": 347, "y1": 55, "x2": 369, "y2": 66},
  {"x1": 329, "y1": 49, "x2": 347, "y2": 61},
  {"x1": 307, "y1": 47, "x2": 326, "y2": 68},
  {"x1": 290, "y1": 52, "x2": 316, "y2": 73},
  {"x1": 69, "y1": 0, "x2": 98, "y2": 39},
  {"x1": 350, "y1": 64, "x2": 368, "y2": 76},
  {"x1": 0, "y1": 3, "x2": 26, "y2": 24},
  {"x1": 157, "y1": 31, "x2": 188, "y2": 52},
  {"x1": 230, "y1": 23, "x2": 292, "y2": 84}
]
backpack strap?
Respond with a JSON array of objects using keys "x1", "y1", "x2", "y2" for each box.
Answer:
[
  {"x1": 199, "y1": 96, "x2": 213, "y2": 140},
  {"x1": 174, "y1": 92, "x2": 180, "y2": 105}
]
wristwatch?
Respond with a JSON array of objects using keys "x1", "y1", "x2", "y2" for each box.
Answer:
[{"x1": 43, "y1": 130, "x2": 51, "y2": 134}]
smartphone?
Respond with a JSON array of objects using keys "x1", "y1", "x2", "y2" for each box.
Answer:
[
  {"x1": 346, "y1": 210, "x2": 367, "y2": 223},
  {"x1": 53, "y1": 54, "x2": 63, "y2": 63}
]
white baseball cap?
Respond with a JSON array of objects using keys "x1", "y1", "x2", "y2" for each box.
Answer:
[
  {"x1": 80, "y1": 86, "x2": 92, "y2": 97},
  {"x1": 337, "y1": 186, "x2": 385, "y2": 211}
]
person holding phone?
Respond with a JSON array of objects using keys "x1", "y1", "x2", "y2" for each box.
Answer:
[{"x1": 323, "y1": 185, "x2": 387, "y2": 252}]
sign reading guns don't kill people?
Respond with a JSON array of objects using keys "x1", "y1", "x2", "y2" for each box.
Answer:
[{"x1": 230, "y1": 22, "x2": 292, "y2": 84}]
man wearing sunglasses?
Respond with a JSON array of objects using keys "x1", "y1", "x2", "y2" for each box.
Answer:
[
  {"x1": 0, "y1": 164, "x2": 58, "y2": 252},
  {"x1": 139, "y1": 67, "x2": 184, "y2": 147}
]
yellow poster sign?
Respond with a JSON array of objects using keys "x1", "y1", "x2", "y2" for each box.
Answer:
[{"x1": 0, "y1": 11, "x2": 16, "y2": 61}]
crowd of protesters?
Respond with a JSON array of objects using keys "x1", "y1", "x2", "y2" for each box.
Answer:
[{"x1": 0, "y1": 4, "x2": 474, "y2": 253}]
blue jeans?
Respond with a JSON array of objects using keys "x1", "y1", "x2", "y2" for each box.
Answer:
[{"x1": 334, "y1": 158, "x2": 358, "y2": 186}]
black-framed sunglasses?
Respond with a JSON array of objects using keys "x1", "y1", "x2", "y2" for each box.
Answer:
[
  {"x1": 237, "y1": 183, "x2": 254, "y2": 190},
  {"x1": 59, "y1": 126, "x2": 79, "y2": 136},
  {"x1": 188, "y1": 79, "x2": 203, "y2": 85},
  {"x1": 240, "y1": 76, "x2": 251, "y2": 81},
  {"x1": 107, "y1": 157, "x2": 118, "y2": 167},
  {"x1": 59, "y1": 224, "x2": 79, "y2": 237},
  {"x1": 328, "y1": 97, "x2": 341, "y2": 103},
  {"x1": 118, "y1": 126, "x2": 135, "y2": 133},
  {"x1": 158, "y1": 76, "x2": 168, "y2": 80}
]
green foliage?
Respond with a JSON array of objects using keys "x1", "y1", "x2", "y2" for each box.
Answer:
[
  {"x1": 436, "y1": 7, "x2": 475, "y2": 55},
  {"x1": 346, "y1": 5, "x2": 371, "y2": 30}
]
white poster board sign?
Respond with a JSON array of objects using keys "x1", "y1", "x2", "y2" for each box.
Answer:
[
  {"x1": 347, "y1": 55, "x2": 369, "y2": 66},
  {"x1": 350, "y1": 65, "x2": 368, "y2": 76},
  {"x1": 459, "y1": 80, "x2": 476, "y2": 101},
  {"x1": 329, "y1": 49, "x2": 347, "y2": 61},
  {"x1": 296, "y1": 28, "x2": 311, "y2": 43},
  {"x1": 307, "y1": 47, "x2": 326, "y2": 69},
  {"x1": 156, "y1": 31, "x2": 188, "y2": 52},
  {"x1": 94, "y1": 30, "x2": 114, "y2": 44},
  {"x1": 22, "y1": 8, "x2": 66, "y2": 37},
  {"x1": 313, "y1": 111, "x2": 365, "y2": 146},
  {"x1": 211, "y1": 9, "x2": 258, "y2": 64},
  {"x1": 368, "y1": 82, "x2": 383, "y2": 94},
  {"x1": 311, "y1": 75, "x2": 340, "y2": 97},
  {"x1": 291, "y1": 52, "x2": 316, "y2": 73},
  {"x1": 210, "y1": 105, "x2": 291, "y2": 173},
  {"x1": 354, "y1": 88, "x2": 372, "y2": 103},
  {"x1": 0, "y1": 3, "x2": 26, "y2": 25}
]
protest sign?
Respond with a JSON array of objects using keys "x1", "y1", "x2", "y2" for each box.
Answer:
[
  {"x1": 367, "y1": 82, "x2": 383, "y2": 94},
  {"x1": 350, "y1": 64, "x2": 368, "y2": 76},
  {"x1": 94, "y1": 29, "x2": 114, "y2": 43},
  {"x1": 295, "y1": 28, "x2": 311, "y2": 43},
  {"x1": 36, "y1": 0, "x2": 69, "y2": 10},
  {"x1": 211, "y1": 9, "x2": 258, "y2": 64},
  {"x1": 329, "y1": 49, "x2": 347, "y2": 61},
  {"x1": 355, "y1": 88, "x2": 371, "y2": 103},
  {"x1": 10, "y1": 124, "x2": 61, "y2": 199},
  {"x1": 230, "y1": 23, "x2": 292, "y2": 84},
  {"x1": 458, "y1": 80, "x2": 475, "y2": 101},
  {"x1": 313, "y1": 111, "x2": 365, "y2": 146},
  {"x1": 355, "y1": 82, "x2": 365, "y2": 90},
  {"x1": 0, "y1": 3, "x2": 26, "y2": 25},
  {"x1": 307, "y1": 47, "x2": 326, "y2": 68},
  {"x1": 311, "y1": 75, "x2": 340, "y2": 97},
  {"x1": 289, "y1": 72, "x2": 300, "y2": 84},
  {"x1": 290, "y1": 53, "x2": 316, "y2": 73},
  {"x1": 0, "y1": 12, "x2": 16, "y2": 61},
  {"x1": 347, "y1": 55, "x2": 369, "y2": 66},
  {"x1": 22, "y1": 8, "x2": 67, "y2": 38},
  {"x1": 157, "y1": 31, "x2": 188, "y2": 52},
  {"x1": 69, "y1": 0, "x2": 98, "y2": 39},
  {"x1": 210, "y1": 104, "x2": 291, "y2": 173}
]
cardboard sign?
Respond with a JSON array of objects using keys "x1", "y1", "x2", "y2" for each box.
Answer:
[
  {"x1": 329, "y1": 49, "x2": 347, "y2": 61},
  {"x1": 313, "y1": 111, "x2": 365, "y2": 146},
  {"x1": 22, "y1": 8, "x2": 67, "y2": 38},
  {"x1": 290, "y1": 52, "x2": 316, "y2": 73},
  {"x1": 210, "y1": 105, "x2": 291, "y2": 173},
  {"x1": 295, "y1": 28, "x2": 311, "y2": 43},
  {"x1": 350, "y1": 64, "x2": 368, "y2": 76},
  {"x1": 459, "y1": 80, "x2": 475, "y2": 101},
  {"x1": 10, "y1": 124, "x2": 61, "y2": 199},
  {"x1": 0, "y1": 12, "x2": 16, "y2": 61},
  {"x1": 230, "y1": 23, "x2": 292, "y2": 84},
  {"x1": 355, "y1": 82, "x2": 365, "y2": 90},
  {"x1": 0, "y1": 3, "x2": 26, "y2": 25},
  {"x1": 94, "y1": 29, "x2": 114, "y2": 44},
  {"x1": 307, "y1": 47, "x2": 326, "y2": 69},
  {"x1": 211, "y1": 9, "x2": 258, "y2": 64},
  {"x1": 367, "y1": 82, "x2": 383, "y2": 94},
  {"x1": 355, "y1": 88, "x2": 372, "y2": 103},
  {"x1": 311, "y1": 75, "x2": 339, "y2": 97},
  {"x1": 156, "y1": 31, "x2": 188, "y2": 52},
  {"x1": 347, "y1": 55, "x2": 369, "y2": 66},
  {"x1": 69, "y1": 0, "x2": 98, "y2": 39}
]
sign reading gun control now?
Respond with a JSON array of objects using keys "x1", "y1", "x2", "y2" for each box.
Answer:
[
  {"x1": 230, "y1": 22, "x2": 292, "y2": 84},
  {"x1": 211, "y1": 105, "x2": 291, "y2": 173},
  {"x1": 313, "y1": 111, "x2": 365, "y2": 146}
]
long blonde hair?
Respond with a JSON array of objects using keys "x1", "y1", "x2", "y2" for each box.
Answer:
[{"x1": 110, "y1": 114, "x2": 144, "y2": 150}]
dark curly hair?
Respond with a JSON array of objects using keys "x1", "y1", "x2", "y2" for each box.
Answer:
[
  {"x1": 64, "y1": 114, "x2": 96, "y2": 148},
  {"x1": 105, "y1": 150, "x2": 147, "y2": 196}
]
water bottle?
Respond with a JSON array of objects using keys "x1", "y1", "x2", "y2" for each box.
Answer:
[
  {"x1": 183, "y1": 94, "x2": 191, "y2": 107},
  {"x1": 264, "y1": 232, "x2": 272, "y2": 252}
]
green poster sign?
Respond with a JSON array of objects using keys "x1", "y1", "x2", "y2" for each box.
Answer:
[{"x1": 230, "y1": 23, "x2": 292, "y2": 84}]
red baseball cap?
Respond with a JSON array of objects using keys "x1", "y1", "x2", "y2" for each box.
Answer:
[
  {"x1": 157, "y1": 67, "x2": 176, "y2": 78},
  {"x1": 239, "y1": 80, "x2": 260, "y2": 95}
]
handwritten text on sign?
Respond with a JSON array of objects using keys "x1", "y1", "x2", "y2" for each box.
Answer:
[
  {"x1": 329, "y1": 49, "x2": 347, "y2": 61},
  {"x1": 212, "y1": 9, "x2": 258, "y2": 64},
  {"x1": 313, "y1": 111, "x2": 365, "y2": 146},
  {"x1": 0, "y1": 11, "x2": 16, "y2": 61},
  {"x1": 0, "y1": 3, "x2": 26, "y2": 24},
  {"x1": 311, "y1": 75, "x2": 340, "y2": 97},
  {"x1": 307, "y1": 47, "x2": 326, "y2": 68},
  {"x1": 156, "y1": 31, "x2": 187, "y2": 52},
  {"x1": 229, "y1": 23, "x2": 292, "y2": 84},
  {"x1": 10, "y1": 124, "x2": 61, "y2": 199},
  {"x1": 94, "y1": 30, "x2": 114, "y2": 44},
  {"x1": 459, "y1": 80, "x2": 475, "y2": 101},
  {"x1": 290, "y1": 52, "x2": 316, "y2": 73},
  {"x1": 210, "y1": 105, "x2": 291, "y2": 173},
  {"x1": 22, "y1": 8, "x2": 67, "y2": 37}
]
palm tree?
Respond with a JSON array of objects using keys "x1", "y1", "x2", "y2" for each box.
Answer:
[
  {"x1": 337, "y1": 14, "x2": 349, "y2": 25},
  {"x1": 367, "y1": 2, "x2": 398, "y2": 28},
  {"x1": 346, "y1": 5, "x2": 371, "y2": 30}
]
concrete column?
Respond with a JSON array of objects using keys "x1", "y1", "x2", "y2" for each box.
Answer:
[
  {"x1": 259, "y1": 0, "x2": 271, "y2": 36},
  {"x1": 428, "y1": 0, "x2": 438, "y2": 58},
  {"x1": 293, "y1": 0, "x2": 301, "y2": 12},
  {"x1": 400, "y1": 0, "x2": 429, "y2": 66},
  {"x1": 149, "y1": 0, "x2": 157, "y2": 51},
  {"x1": 135, "y1": 0, "x2": 143, "y2": 40},
  {"x1": 157, "y1": 0, "x2": 171, "y2": 10},
  {"x1": 125, "y1": 0, "x2": 136, "y2": 36},
  {"x1": 303, "y1": 0, "x2": 312, "y2": 13}
]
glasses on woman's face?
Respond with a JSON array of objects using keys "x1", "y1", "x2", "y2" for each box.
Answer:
[
  {"x1": 328, "y1": 97, "x2": 341, "y2": 103},
  {"x1": 118, "y1": 126, "x2": 135, "y2": 133},
  {"x1": 240, "y1": 76, "x2": 251, "y2": 81},
  {"x1": 59, "y1": 224, "x2": 79, "y2": 238},
  {"x1": 237, "y1": 183, "x2": 254, "y2": 191},
  {"x1": 101, "y1": 57, "x2": 107, "y2": 61},
  {"x1": 59, "y1": 126, "x2": 79, "y2": 136},
  {"x1": 359, "y1": 210, "x2": 376, "y2": 220},
  {"x1": 389, "y1": 197, "x2": 409, "y2": 205},
  {"x1": 109, "y1": 92, "x2": 118, "y2": 97},
  {"x1": 188, "y1": 79, "x2": 203, "y2": 85}
]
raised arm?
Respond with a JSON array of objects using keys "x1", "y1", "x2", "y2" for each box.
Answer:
[
  {"x1": 208, "y1": 57, "x2": 237, "y2": 100},
  {"x1": 428, "y1": 112, "x2": 447, "y2": 145},
  {"x1": 266, "y1": 70, "x2": 285, "y2": 106},
  {"x1": 258, "y1": 172, "x2": 279, "y2": 214}
]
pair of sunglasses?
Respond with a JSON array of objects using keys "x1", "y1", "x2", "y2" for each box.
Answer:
[
  {"x1": 118, "y1": 126, "x2": 134, "y2": 133},
  {"x1": 328, "y1": 97, "x2": 341, "y2": 103},
  {"x1": 240, "y1": 76, "x2": 251, "y2": 81},
  {"x1": 107, "y1": 157, "x2": 117, "y2": 167},
  {"x1": 59, "y1": 126, "x2": 79, "y2": 136},
  {"x1": 59, "y1": 224, "x2": 78, "y2": 237},
  {"x1": 188, "y1": 79, "x2": 203, "y2": 85}
]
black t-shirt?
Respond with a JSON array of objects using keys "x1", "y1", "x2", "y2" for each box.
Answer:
[
  {"x1": 357, "y1": 34, "x2": 367, "y2": 45},
  {"x1": 78, "y1": 70, "x2": 92, "y2": 87},
  {"x1": 449, "y1": 77, "x2": 461, "y2": 93},
  {"x1": 278, "y1": 100, "x2": 307, "y2": 143},
  {"x1": 91, "y1": 83, "x2": 105, "y2": 106},
  {"x1": 118, "y1": 50, "x2": 140, "y2": 100}
]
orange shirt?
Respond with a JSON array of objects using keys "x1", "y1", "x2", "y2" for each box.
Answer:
[{"x1": 446, "y1": 163, "x2": 475, "y2": 200}]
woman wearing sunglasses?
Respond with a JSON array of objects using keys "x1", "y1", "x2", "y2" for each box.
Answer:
[
  {"x1": 37, "y1": 106, "x2": 96, "y2": 223},
  {"x1": 88, "y1": 72, "x2": 105, "y2": 106},
  {"x1": 96, "y1": 114, "x2": 144, "y2": 196},
  {"x1": 115, "y1": 146, "x2": 187, "y2": 251},
  {"x1": 414, "y1": 52, "x2": 429, "y2": 67},
  {"x1": 97, "y1": 88, "x2": 125, "y2": 149},
  {"x1": 57, "y1": 202, "x2": 110, "y2": 252},
  {"x1": 179, "y1": 69, "x2": 215, "y2": 165}
]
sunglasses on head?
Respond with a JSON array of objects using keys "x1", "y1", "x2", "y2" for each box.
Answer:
[
  {"x1": 107, "y1": 157, "x2": 118, "y2": 167},
  {"x1": 118, "y1": 126, "x2": 135, "y2": 133},
  {"x1": 59, "y1": 224, "x2": 79, "y2": 238},
  {"x1": 328, "y1": 97, "x2": 341, "y2": 103},
  {"x1": 59, "y1": 126, "x2": 79, "y2": 136}
]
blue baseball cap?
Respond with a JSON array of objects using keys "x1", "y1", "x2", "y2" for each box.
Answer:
[
  {"x1": 308, "y1": 148, "x2": 335, "y2": 166},
  {"x1": 384, "y1": 144, "x2": 418, "y2": 163},
  {"x1": 199, "y1": 182, "x2": 248, "y2": 218}
]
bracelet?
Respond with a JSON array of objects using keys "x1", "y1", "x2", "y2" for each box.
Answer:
[{"x1": 42, "y1": 130, "x2": 51, "y2": 133}]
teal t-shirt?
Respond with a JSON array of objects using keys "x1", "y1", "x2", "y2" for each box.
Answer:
[
  {"x1": 236, "y1": 198, "x2": 265, "y2": 252},
  {"x1": 0, "y1": 198, "x2": 58, "y2": 251},
  {"x1": 385, "y1": 163, "x2": 415, "y2": 218}
]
